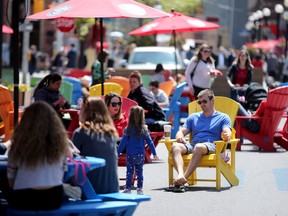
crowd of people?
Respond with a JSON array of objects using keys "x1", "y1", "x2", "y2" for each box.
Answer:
[{"x1": 1, "y1": 40, "x2": 288, "y2": 211}]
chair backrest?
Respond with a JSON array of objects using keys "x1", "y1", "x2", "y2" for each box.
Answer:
[
  {"x1": 89, "y1": 82, "x2": 123, "y2": 97},
  {"x1": 165, "y1": 82, "x2": 187, "y2": 120},
  {"x1": 121, "y1": 97, "x2": 138, "y2": 118},
  {"x1": 260, "y1": 86, "x2": 288, "y2": 134},
  {"x1": 63, "y1": 76, "x2": 83, "y2": 105},
  {"x1": 106, "y1": 76, "x2": 130, "y2": 97},
  {"x1": 60, "y1": 81, "x2": 73, "y2": 104},
  {"x1": 159, "y1": 80, "x2": 175, "y2": 97},
  {"x1": 141, "y1": 75, "x2": 152, "y2": 89},
  {"x1": 188, "y1": 96, "x2": 240, "y2": 127},
  {"x1": 0, "y1": 85, "x2": 13, "y2": 113}
]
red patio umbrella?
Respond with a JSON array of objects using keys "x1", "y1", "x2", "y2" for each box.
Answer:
[
  {"x1": 246, "y1": 39, "x2": 280, "y2": 50},
  {"x1": 2, "y1": 24, "x2": 13, "y2": 34},
  {"x1": 129, "y1": 10, "x2": 220, "y2": 76},
  {"x1": 26, "y1": 0, "x2": 170, "y2": 95},
  {"x1": 129, "y1": 10, "x2": 219, "y2": 36}
]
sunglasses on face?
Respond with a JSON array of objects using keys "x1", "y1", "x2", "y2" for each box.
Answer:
[
  {"x1": 197, "y1": 99, "x2": 208, "y2": 105},
  {"x1": 202, "y1": 50, "x2": 211, "y2": 53},
  {"x1": 111, "y1": 102, "x2": 122, "y2": 107}
]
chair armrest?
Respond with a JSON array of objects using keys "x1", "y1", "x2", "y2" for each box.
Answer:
[
  {"x1": 159, "y1": 139, "x2": 177, "y2": 152},
  {"x1": 214, "y1": 138, "x2": 239, "y2": 171},
  {"x1": 161, "y1": 107, "x2": 169, "y2": 112},
  {"x1": 159, "y1": 138, "x2": 190, "y2": 152},
  {"x1": 236, "y1": 116, "x2": 264, "y2": 120},
  {"x1": 98, "y1": 193, "x2": 151, "y2": 203}
]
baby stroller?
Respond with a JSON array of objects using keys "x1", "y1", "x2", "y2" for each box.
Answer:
[{"x1": 244, "y1": 82, "x2": 268, "y2": 112}]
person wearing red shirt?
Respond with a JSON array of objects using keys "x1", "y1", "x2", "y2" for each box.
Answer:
[
  {"x1": 104, "y1": 93, "x2": 128, "y2": 137},
  {"x1": 226, "y1": 49, "x2": 253, "y2": 102}
]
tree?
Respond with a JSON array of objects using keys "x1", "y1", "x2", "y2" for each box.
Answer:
[{"x1": 137, "y1": 0, "x2": 201, "y2": 15}]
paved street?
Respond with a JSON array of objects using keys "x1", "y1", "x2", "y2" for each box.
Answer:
[{"x1": 118, "y1": 139, "x2": 288, "y2": 216}]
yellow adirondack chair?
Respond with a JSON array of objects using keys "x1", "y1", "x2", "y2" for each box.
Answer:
[
  {"x1": 89, "y1": 82, "x2": 123, "y2": 97},
  {"x1": 161, "y1": 96, "x2": 240, "y2": 189}
]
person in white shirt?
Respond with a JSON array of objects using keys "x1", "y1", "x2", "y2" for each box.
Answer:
[
  {"x1": 149, "y1": 80, "x2": 169, "y2": 108},
  {"x1": 185, "y1": 44, "x2": 217, "y2": 98}
]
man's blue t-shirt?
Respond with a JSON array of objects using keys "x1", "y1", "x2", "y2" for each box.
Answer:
[{"x1": 183, "y1": 111, "x2": 231, "y2": 145}]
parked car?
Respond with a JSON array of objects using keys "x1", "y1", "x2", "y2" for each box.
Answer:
[{"x1": 120, "y1": 46, "x2": 185, "y2": 71}]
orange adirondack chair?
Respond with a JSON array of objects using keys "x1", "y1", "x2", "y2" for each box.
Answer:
[
  {"x1": 106, "y1": 76, "x2": 130, "y2": 97},
  {"x1": 159, "y1": 80, "x2": 175, "y2": 97},
  {"x1": 0, "y1": 85, "x2": 24, "y2": 141},
  {"x1": 236, "y1": 86, "x2": 288, "y2": 152}
]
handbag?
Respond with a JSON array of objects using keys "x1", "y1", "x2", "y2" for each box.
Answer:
[{"x1": 67, "y1": 156, "x2": 90, "y2": 186}]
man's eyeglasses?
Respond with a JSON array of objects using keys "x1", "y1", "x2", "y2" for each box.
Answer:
[
  {"x1": 197, "y1": 99, "x2": 208, "y2": 105},
  {"x1": 111, "y1": 102, "x2": 122, "y2": 107}
]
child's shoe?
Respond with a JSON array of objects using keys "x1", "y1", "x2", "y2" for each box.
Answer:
[
  {"x1": 122, "y1": 189, "x2": 131, "y2": 194},
  {"x1": 137, "y1": 188, "x2": 144, "y2": 195}
]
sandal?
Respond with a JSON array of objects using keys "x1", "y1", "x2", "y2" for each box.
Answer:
[{"x1": 172, "y1": 185, "x2": 186, "y2": 193}]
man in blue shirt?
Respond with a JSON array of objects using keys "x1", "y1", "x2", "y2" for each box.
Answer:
[{"x1": 172, "y1": 89, "x2": 232, "y2": 187}]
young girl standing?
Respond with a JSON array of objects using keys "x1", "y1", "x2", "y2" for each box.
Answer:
[{"x1": 118, "y1": 106, "x2": 159, "y2": 195}]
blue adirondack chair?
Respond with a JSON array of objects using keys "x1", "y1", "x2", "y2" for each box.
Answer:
[
  {"x1": 63, "y1": 76, "x2": 83, "y2": 105},
  {"x1": 162, "y1": 82, "x2": 187, "y2": 138}
]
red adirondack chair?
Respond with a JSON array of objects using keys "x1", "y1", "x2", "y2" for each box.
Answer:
[{"x1": 236, "y1": 86, "x2": 288, "y2": 152}]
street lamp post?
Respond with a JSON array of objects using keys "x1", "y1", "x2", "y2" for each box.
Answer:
[
  {"x1": 275, "y1": 4, "x2": 284, "y2": 39},
  {"x1": 256, "y1": 10, "x2": 264, "y2": 41},
  {"x1": 262, "y1": 7, "x2": 271, "y2": 40}
]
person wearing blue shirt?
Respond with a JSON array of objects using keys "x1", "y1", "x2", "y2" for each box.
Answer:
[
  {"x1": 172, "y1": 89, "x2": 232, "y2": 188},
  {"x1": 118, "y1": 106, "x2": 159, "y2": 195}
]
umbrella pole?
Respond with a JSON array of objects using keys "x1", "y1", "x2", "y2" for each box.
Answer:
[
  {"x1": 172, "y1": 30, "x2": 178, "y2": 83},
  {"x1": 100, "y1": 18, "x2": 104, "y2": 95},
  {"x1": 12, "y1": 0, "x2": 20, "y2": 127}
]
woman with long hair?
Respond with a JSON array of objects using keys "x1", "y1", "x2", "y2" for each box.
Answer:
[
  {"x1": 226, "y1": 49, "x2": 253, "y2": 102},
  {"x1": 7, "y1": 101, "x2": 69, "y2": 210},
  {"x1": 185, "y1": 44, "x2": 217, "y2": 98},
  {"x1": 33, "y1": 73, "x2": 70, "y2": 111},
  {"x1": 33, "y1": 73, "x2": 71, "y2": 128},
  {"x1": 72, "y1": 97, "x2": 119, "y2": 194}
]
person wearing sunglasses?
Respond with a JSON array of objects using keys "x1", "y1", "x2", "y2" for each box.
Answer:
[
  {"x1": 104, "y1": 92, "x2": 128, "y2": 137},
  {"x1": 171, "y1": 89, "x2": 232, "y2": 188},
  {"x1": 185, "y1": 44, "x2": 217, "y2": 98}
]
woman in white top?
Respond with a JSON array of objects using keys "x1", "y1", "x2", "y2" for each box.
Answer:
[
  {"x1": 7, "y1": 101, "x2": 69, "y2": 210},
  {"x1": 185, "y1": 44, "x2": 217, "y2": 98}
]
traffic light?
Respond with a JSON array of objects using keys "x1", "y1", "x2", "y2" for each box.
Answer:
[{"x1": 33, "y1": 0, "x2": 44, "y2": 13}]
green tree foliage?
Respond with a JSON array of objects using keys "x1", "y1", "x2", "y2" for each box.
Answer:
[
  {"x1": 75, "y1": 18, "x2": 95, "y2": 41},
  {"x1": 137, "y1": 0, "x2": 201, "y2": 15}
]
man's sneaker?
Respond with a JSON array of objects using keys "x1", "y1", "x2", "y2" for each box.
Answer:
[
  {"x1": 137, "y1": 189, "x2": 144, "y2": 195},
  {"x1": 122, "y1": 189, "x2": 131, "y2": 194}
]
